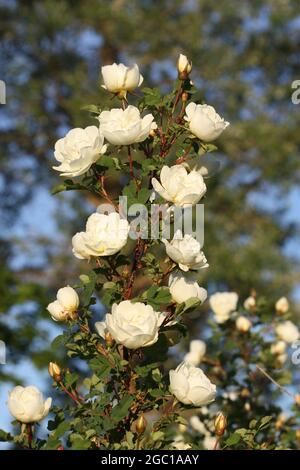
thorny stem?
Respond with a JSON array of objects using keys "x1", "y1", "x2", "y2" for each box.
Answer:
[
  {"x1": 256, "y1": 365, "x2": 296, "y2": 401},
  {"x1": 213, "y1": 436, "x2": 220, "y2": 450},
  {"x1": 99, "y1": 175, "x2": 118, "y2": 210},
  {"x1": 124, "y1": 238, "x2": 146, "y2": 299},
  {"x1": 26, "y1": 424, "x2": 33, "y2": 449},
  {"x1": 127, "y1": 145, "x2": 135, "y2": 180},
  {"x1": 171, "y1": 82, "x2": 183, "y2": 115},
  {"x1": 175, "y1": 144, "x2": 193, "y2": 165},
  {"x1": 59, "y1": 381, "x2": 82, "y2": 405}
]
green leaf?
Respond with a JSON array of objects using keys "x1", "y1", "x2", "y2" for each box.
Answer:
[
  {"x1": 51, "y1": 179, "x2": 85, "y2": 195},
  {"x1": 53, "y1": 421, "x2": 71, "y2": 438},
  {"x1": 64, "y1": 372, "x2": 78, "y2": 389},
  {"x1": 43, "y1": 437, "x2": 61, "y2": 450},
  {"x1": 146, "y1": 286, "x2": 172, "y2": 308},
  {"x1": 82, "y1": 271, "x2": 97, "y2": 306},
  {"x1": 89, "y1": 355, "x2": 111, "y2": 379},
  {"x1": 81, "y1": 104, "x2": 102, "y2": 114},
  {"x1": 0, "y1": 429, "x2": 13, "y2": 442},
  {"x1": 152, "y1": 367, "x2": 162, "y2": 383},
  {"x1": 258, "y1": 416, "x2": 273, "y2": 431},
  {"x1": 51, "y1": 183, "x2": 67, "y2": 195},
  {"x1": 71, "y1": 438, "x2": 91, "y2": 450},
  {"x1": 175, "y1": 297, "x2": 201, "y2": 315},
  {"x1": 226, "y1": 433, "x2": 241, "y2": 446},
  {"x1": 137, "y1": 188, "x2": 151, "y2": 204},
  {"x1": 111, "y1": 395, "x2": 134, "y2": 423},
  {"x1": 95, "y1": 155, "x2": 121, "y2": 170},
  {"x1": 141, "y1": 87, "x2": 162, "y2": 107},
  {"x1": 151, "y1": 431, "x2": 165, "y2": 442},
  {"x1": 79, "y1": 274, "x2": 90, "y2": 284},
  {"x1": 249, "y1": 419, "x2": 257, "y2": 429},
  {"x1": 51, "y1": 334, "x2": 67, "y2": 351}
]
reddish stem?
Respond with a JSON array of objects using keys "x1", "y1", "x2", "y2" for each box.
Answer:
[
  {"x1": 59, "y1": 382, "x2": 81, "y2": 405},
  {"x1": 213, "y1": 436, "x2": 220, "y2": 450}
]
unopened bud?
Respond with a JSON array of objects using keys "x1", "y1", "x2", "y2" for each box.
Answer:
[
  {"x1": 243, "y1": 296, "x2": 256, "y2": 311},
  {"x1": 149, "y1": 129, "x2": 156, "y2": 138},
  {"x1": 244, "y1": 402, "x2": 251, "y2": 412},
  {"x1": 214, "y1": 412, "x2": 227, "y2": 436},
  {"x1": 294, "y1": 394, "x2": 300, "y2": 406},
  {"x1": 105, "y1": 331, "x2": 114, "y2": 348},
  {"x1": 122, "y1": 266, "x2": 131, "y2": 278},
  {"x1": 136, "y1": 414, "x2": 147, "y2": 434},
  {"x1": 236, "y1": 316, "x2": 252, "y2": 333},
  {"x1": 275, "y1": 297, "x2": 289, "y2": 315},
  {"x1": 240, "y1": 388, "x2": 250, "y2": 398},
  {"x1": 48, "y1": 362, "x2": 62, "y2": 382},
  {"x1": 275, "y1": 414, "x2": 286, "y2": 430},
  {"x1": 91, "y1": 436, "x2": 101, "y2": 447},
  {"x1": 177, "y1": 54, "x2": 192, "y2": 79}
]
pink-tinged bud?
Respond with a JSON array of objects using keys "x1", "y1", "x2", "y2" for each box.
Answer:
[
  {"x1": 136, "y1": 414, "x2": 147, "y2": 434},
  {"x1": 214, "y1": 412, "x2": 227, "y2": 436},
  {"x1": 48, "y1": 362, "x2": 62, "y2": 382}
]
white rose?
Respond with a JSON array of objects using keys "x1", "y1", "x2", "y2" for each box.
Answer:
[
  {"x1": 53, "y1": 126, "x2": 107, "y2": 177},
  {"x1": 190, "y1": 415, "x2": 207, "y2": 434},
  {"x1": 168, "y1": 272, "x2": 207, "y2": 304},
  {"x1": 184, "y1": 102, "x2": 229, "y2": 142},
  {"x1": 209, "y1": 292, "x2": 238, "y2": 324},
  {"x1": 184, "y1": 340, "x2": 206, "y2": 366},
  {"x1": 177, "y1": 54, "x2": 192, "y2": 75},
  {"x1": 275, "y1": 297, "x2": 289, "y2": 314},
  {"x1": 223, "y1": 390, "x2": 238, "y2": 401},
  {"x1": 271, "y1": 340, "x2": 286, "y2": 355},
  {"x1": 243, "y1": 296, "x2": 256, "y2": 311},
  {"x1": 47, "y1": 285, "x2": 79, "y2": 321},
  {"x1": 171, "y1": 436, "x2": 191, "y2": 450},
  {"x1": 203, "y1": 435, "x2": 217, "y2": 450},
  {"x1": 163, "y1": 231, "x2": 208, "y2": 272},
  {"x1": 277, "y1": 353, "x2": 288, "y2": 365},
  {"x1": 96, "y1": 300, "x2": 163, "y2": 349},
  {"x1": 169, "y1": 362, "x2": 216, "y2": 406},
  {"x1": 190, "y1": 339, "x2": 206, "y2": 356},
  {"x1": 236, "y1": 315, "x2": 252, "y2": 333},
  {"x1": 98, "y1": 106, "x2": 156, "y2": 146},
  {"x1": 151, "y1": 165, "x2": 206, "y2": 207},
  {"x1": 275, "y1": 321, "x2": 299, "y2": 344},
  {"x1": 101, "y1": 63, "x2": 143, "y2": 94},
  {"x1": 7, "y1": 386, "x2": 52, "y2": 424},
  {"x1": 72, "y1": 212, "x2": 129, "y2": 260}
]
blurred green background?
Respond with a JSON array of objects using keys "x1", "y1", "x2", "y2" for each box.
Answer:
[{"x1": 0, "y1": 0, "x2": 300, "y2": 434}]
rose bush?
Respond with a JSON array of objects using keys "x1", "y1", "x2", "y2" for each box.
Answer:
[{"x1": 2, "y1": 54, "x2": 299, "y2": 452}]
